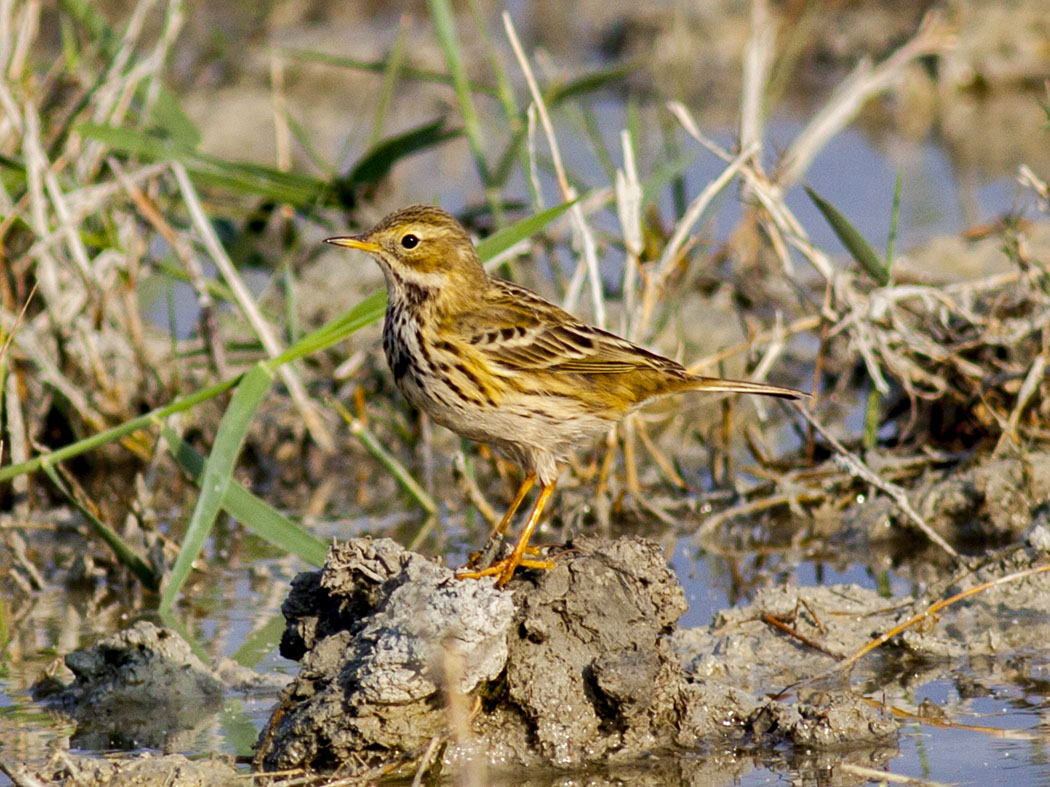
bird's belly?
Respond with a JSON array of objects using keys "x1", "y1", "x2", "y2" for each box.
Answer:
[
  {"x1": 382, "y1": 314, "x2": 614, "y2": 481},
  {"x1": 409, "y1": 378, "x2": 614, "y2": 481}
]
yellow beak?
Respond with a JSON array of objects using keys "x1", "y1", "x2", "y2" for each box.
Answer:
[{"x1": 324, "y1": 235, "x2": 382, "y2": 253}]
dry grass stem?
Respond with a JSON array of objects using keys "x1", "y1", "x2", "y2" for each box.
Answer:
[
  {"x1": 172, "y1": 162, "x2": 334, "y2": 451},
  {"x1": 739, "y1": 0, "x2": 774, "y2": 156},
  {"x1": 502, "y1": 11, "x2": 605, "y2": 327},
  {"x1": 777, "y1": 11, "x2": 951, "y2": 188},
  {"x1": 836, "y1": 562, "x2": 1050, "y2": 675},
  {"x1": 796, "y1": 404, "x2": 959, "y2": 560},
  {"x1": 109, "y1": 157, "x2": 229, "y2": 378}
]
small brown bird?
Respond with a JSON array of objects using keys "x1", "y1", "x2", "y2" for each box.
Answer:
[{"x1": 326, "y1": 205, "x2": 805, "y2": 585}]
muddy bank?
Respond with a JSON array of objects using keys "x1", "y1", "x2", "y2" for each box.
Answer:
[
  {"x1": 14, "y1": 533, "x2": 1048, "y2": 785},
  {"x1": 30, "y1": 620, "x2": 285, "y2": 753},
  {"x1": 837, "y1": 451, "x2": 1050, "y2": 552},
  {"x1": 256, "y1": 536, "x2": 905, "y2": 779}
]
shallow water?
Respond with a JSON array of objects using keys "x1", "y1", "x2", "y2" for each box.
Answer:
[{"x1": 5, "y1": 531, "x2": 1050, "y2": 785}]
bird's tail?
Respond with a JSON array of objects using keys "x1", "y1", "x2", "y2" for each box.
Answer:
[{"x1": 683, "y1": 375, "x2": 808, "y2": 400}]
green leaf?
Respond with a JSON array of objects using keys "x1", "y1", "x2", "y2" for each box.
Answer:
[
  {"x1": 544, "y1": 62, "x2": 640, "y2": 106},
  {"x1": 160, "y1": 363, "x2": 274, "y2": 613},
  {"x1": 231, "y1": 613, "x2": 288, "y2": 667},
  {"x1": 475, "y1": 198, "x2": 578, "y2": 261},
  {"x1": 0, "y1": 374, "x2": 244, "y2": 484},
  {"x1": 79, "y1": 123, "x2": 327, "y2": 205},
  {"x1": 279, "y1": 47, "x2": 499, "y2": 98},
  {"x1": 805, "y1": 185, "x2": 890, "y2": 286},
  {"x1": 162, "y1": 428, "x2": 327, "y2": 567},
  {"x1": 886, "y1": 167, "x2": 903, "y2": 270},
  {"x1": 149, "y1": 86, "x2": 202, "y2": 148},
  {"x1": 344, "y1": 118, "x2": 459, "y2": 190},
  {"x1": 429, "y1": 0, "x2": 489, "y2": 186},
  {"x1": 41, "y1": 463, "x2": 160, "y2": 591}
]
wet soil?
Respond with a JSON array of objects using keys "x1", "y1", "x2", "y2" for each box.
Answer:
[
  {"x1": 248, "y1": 534, "x2": 1047, "y2": 781},
  {"x1": 12, "y1": 527, "x2": 1050, "y2": 785}
]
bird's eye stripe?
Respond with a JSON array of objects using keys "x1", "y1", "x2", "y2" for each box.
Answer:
[{"x1": 401, "y1": 234, "x2": 419, "y2": 249}]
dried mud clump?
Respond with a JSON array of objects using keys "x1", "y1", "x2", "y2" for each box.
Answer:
[
  {"x1": 34, "y1": 621, "x2": 225, "y2": 751},
  {"x1": 256, "y1": 536, "x2": 901, "y2": 778}
]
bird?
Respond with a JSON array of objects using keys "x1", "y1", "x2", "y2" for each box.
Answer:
[{"x1": 326, "y1": 204, "x2": 806, "y2": 586}]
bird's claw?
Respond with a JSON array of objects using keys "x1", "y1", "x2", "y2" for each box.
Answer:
[{"x1": 456, "y1": 554, "x2": 555, "y2": 586}]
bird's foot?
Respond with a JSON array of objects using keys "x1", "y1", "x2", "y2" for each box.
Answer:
[
  {"x1": 456, "y1": 554, "x2": 554, "y2": 586},
  {"x1": 465, "y1": 538, "x2": 543, "y2": 570}
]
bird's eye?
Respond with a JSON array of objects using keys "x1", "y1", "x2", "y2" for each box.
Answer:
[{"x1": 400, "y1": 234, "x2": 419, "y2": 249}]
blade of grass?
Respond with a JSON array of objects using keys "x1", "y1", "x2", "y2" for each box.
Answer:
[
  {"x1": 475, "y1": 197, "x2": 577, "y2": 260},
  {"x1": 428, "y1": 0, "x2": 500, "y2": 220},
  {"x1": 332, "y1": 400, "x2": 437, "y2": 515},
  {"x1": 465, "y1": 0, "x2": 525, "y2": 199},
  {"x1": 231, "y1": 613, "x2": 287, "y2": 667},
  {"x1": 640, "y1": 150, "x2": 695, "y2": 208},
  {"x1": 279, "y1": 47, "x2": 500, "y2": 98},
  {"x1": 162, "y1": 427, "x2": 327, "y2": 567},
  {"x1": 160, "y1": 363, "x2": 274, "y2": 613},
  {"x1": 544, "y1": 62, "x2": 640, "y2": 106},
  {"x1": 429, "y1": 0, "x2": 487, "y2": 180},
  {"x1": 369, "y1": 16, "x2": 408, "y2": 147},
  {"x1": 886, "y1": 166, "x2": 903, "y2": 268},
  {"x1": 79, "y1": 122, "x2": 327, "y2": 205},
  {"x1": 221, "y1": 699, "x2": 265, "y2": 759},
  {"x1": 0, "y1": 374, "x2": 241, "y2": 484},
  {"x1": 342, "y1": 118, "x2": 459, "y2": 191},
  {"x1": 805, "y1": 185, "x2": 890, "y2": 286},
  {"x1": 577, "y1": 102, "x2": 617, "y2": 183},
  {"x1": 40, "y1": 463, "x2": 160, "y2": 590}
]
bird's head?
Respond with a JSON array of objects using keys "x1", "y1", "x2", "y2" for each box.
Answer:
[{"x1": 325, "y1": 205, "x2": 486, "y2": 295}]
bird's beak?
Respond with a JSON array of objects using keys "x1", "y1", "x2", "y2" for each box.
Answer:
[{"x1": 324, "y1": 235, "x2": 382, "y2": 253}]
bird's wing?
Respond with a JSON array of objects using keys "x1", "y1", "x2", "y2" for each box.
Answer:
[{"x1": 456, "y1": 281, "x2": 685, "y2": 377}]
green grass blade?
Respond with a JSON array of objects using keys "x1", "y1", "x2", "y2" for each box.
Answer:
[
  {"x1": 231, "y1": 613, "x2": 287, "y2": 667},
  {"x1": 370, "y1": 18, "x2": 408, "y2": 147},
  {"x1": 268, "y1": 291, "x2": 387, "y2": 369},
  {"x1": 429, "y1": 0, "x2": 489, "y2": 185},
  {"x1": 279, "y1": 47, "x2": 499, "y2": 98},
  {"x1": 331, "y1": 400, "x2": 436, "y2": 515},
  {"x1": 544, "y1": 62, "x2": 640, "y2": 107},
  {"x1": 221, "y1": 699, "x2": 265, "y2": 758},
  {"x1": 79, "y1": 123, "x2": 327, "y2": 205},
  {"x1": 344, "y1": 118, "x2": 458, "y2": 190},
  {"x1": 466, "y1": 0, "x2": 520, "y2": 125},
  {"x1": 162, "y1": 427, "x2": 327, "y2": 567},
  {"x1": 149, "y1": 85, "x2": 202, "y2": 148},
  {"x1": 160, "y1": 364, "x2": 274, "y2": 613},
  {"x1": 805, "y1": 185, "x2": 890, "y2": 286},
  {"x1": 886, "y1": 166, "x2": 903, "y2": 270},
  {"x1": 640, "y1": 151, "x2": 695, "y2": 207},
  {"x1": 466, "y1": 0, "x2": 523, "y2": 194},
  {"x1": 475, "y1": 197, "x2": 578, "y2": 261},
  {"x1": 0, "y1": 374, "x2": 243, "y2": 484},
  {"x1": 40, "y1": 463, "x2": 160, "y2": 591}
]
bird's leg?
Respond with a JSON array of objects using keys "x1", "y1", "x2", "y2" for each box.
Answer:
[
  {"x1": 467, "y1": 472, "x2": 537, "y2": 569},
  {"x1": 457, "y1": 480, "x2": 557, "y2": 586},
  {"x1": 492, "y1": 472, "x2": 536, "y2": 536},
  {"x1": 497, "y1": 480, "x2": 556, "y2": 585}
]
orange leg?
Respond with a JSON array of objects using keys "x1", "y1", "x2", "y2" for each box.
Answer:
[
  {"x1": 458, "y1": 480, "x2": 557, "y2": 586},
  {"x1": 492, "y1": 472, "x2": 535, "y2": 537},
  {"x1": 464, "y1": 472, "x2": 538, "y2": 569}
]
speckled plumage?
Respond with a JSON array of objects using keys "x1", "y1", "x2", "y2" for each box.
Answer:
[{"x1": 326, "y1": 205, "x2": 805, "y2": 584}]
